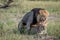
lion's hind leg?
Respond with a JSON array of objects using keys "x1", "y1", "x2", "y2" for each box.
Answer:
[{"x1": 18, "y1": 21, "x2": 26, "y2": 33}]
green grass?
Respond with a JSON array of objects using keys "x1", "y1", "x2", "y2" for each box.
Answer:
[
  {"x1": 0, "y1": 0, "x2": 60, "y2": 40},
  {"x1": 47, "y1": 19, "x2": 60, "y2": 39}
]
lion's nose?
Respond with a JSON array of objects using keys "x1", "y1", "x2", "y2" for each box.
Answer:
[{"x1": 40, "y1": 17, "x2": 46, "y2": 21}]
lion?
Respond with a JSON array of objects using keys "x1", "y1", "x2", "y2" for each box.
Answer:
[{"x1": 18, "y1": 8, "x2": 49, "y2": 34}]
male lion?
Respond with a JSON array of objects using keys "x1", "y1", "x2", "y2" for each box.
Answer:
[{"x1": 18, "y1": 8, "x2": 49, "y2": 34}]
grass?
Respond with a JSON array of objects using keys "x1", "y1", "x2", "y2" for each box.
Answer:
[
  {"x1": 0, "y1": 0, "x2": 60, "y2": 40},
  {"x1": 47, "y1": 19, "x2": 60, "y2": 39}
]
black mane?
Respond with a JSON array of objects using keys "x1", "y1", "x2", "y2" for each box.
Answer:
[{"x1": 31, "y1": 8, "x2": 45, "y2": 24}]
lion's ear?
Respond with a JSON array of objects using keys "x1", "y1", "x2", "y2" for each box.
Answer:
[{"x1": 39, "y1": 10, "x2": 49, "y2": 18}]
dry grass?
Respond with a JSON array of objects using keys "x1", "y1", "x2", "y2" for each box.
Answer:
[{"x1": 0, "y1": 0, "x2": 60, "y2": 40}]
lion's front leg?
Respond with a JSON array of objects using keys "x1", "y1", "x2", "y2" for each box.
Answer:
[{"x1": 38, "y1": 23, "x2": 47, "y2": 35}]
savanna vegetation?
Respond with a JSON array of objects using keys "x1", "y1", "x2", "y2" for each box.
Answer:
[{"x1": 0, "y1": 0, "x2": 60, "y2": 40}]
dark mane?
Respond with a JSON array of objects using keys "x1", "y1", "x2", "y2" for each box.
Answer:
[{"x1": 31, "y1": 8, "x2": 45, "y2": 24}]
